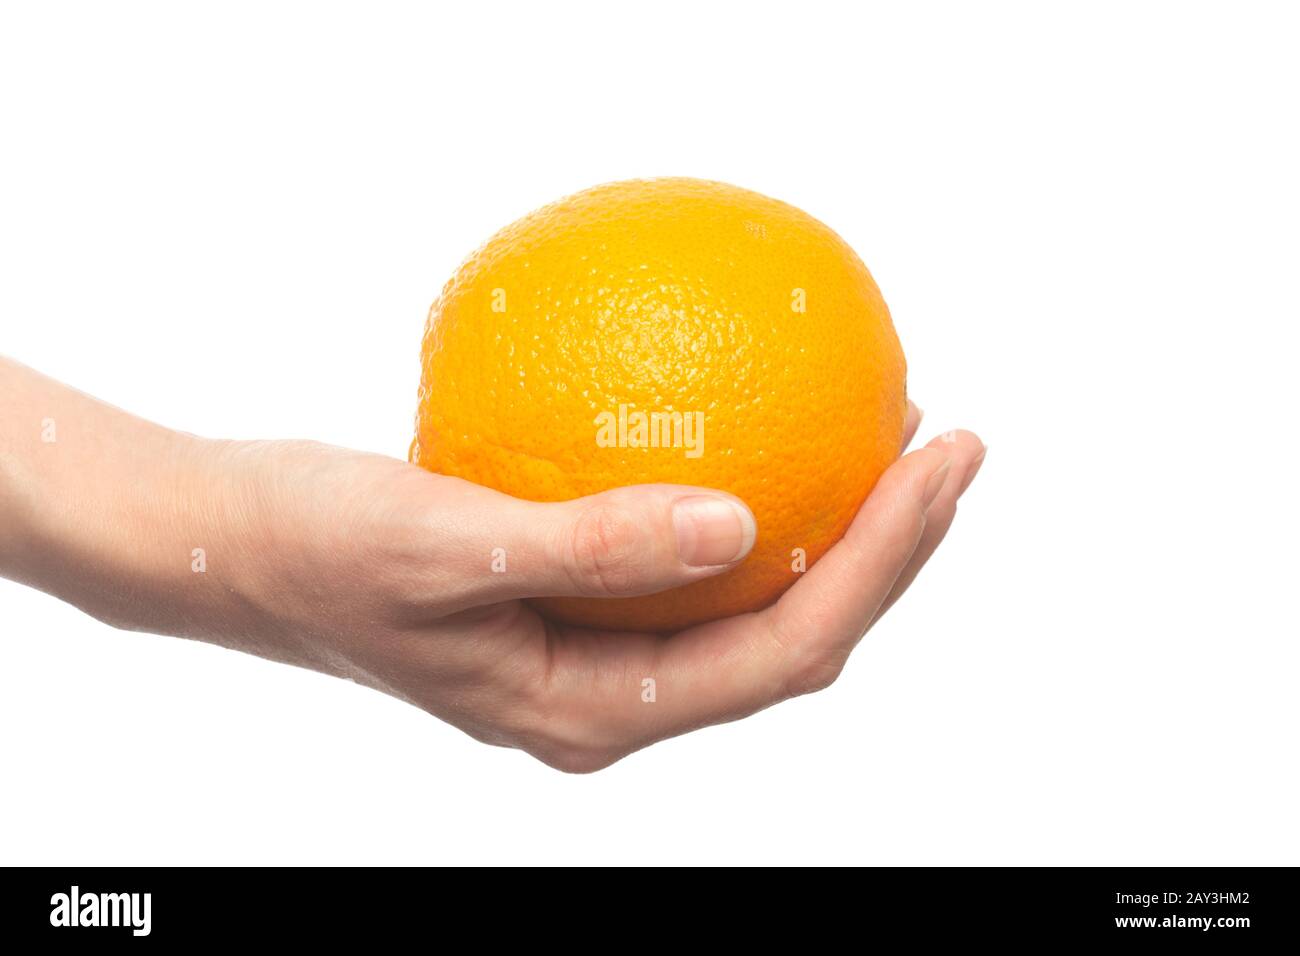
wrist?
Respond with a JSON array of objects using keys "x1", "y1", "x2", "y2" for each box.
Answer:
[
  {"x1": 166, "y1": 438, "x2": 352, "y2": 672},
  {"x1": 0, "y1": 360, "x2": 310, "y2": 659},
  {"x1": 96, "y1": 434, "x2": 307, "y2": 654}
]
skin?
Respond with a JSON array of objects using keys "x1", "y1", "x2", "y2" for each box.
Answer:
[{"x1": 0, "y1": 357, "x2": 985, "y2": 772}]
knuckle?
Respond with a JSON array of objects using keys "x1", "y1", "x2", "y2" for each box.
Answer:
[
  {"x1": 785, "y1": 653, "x2": 847, "y2": 698},
  {"x1": 566, "y1": 502, "x2": 646, "y2": 596},
  {"x1": 768, "y1": 619, "x2": 848, "y2": 699},
  {"x1": 520, "y1": 697, "x2": 626, "y2": 774}
]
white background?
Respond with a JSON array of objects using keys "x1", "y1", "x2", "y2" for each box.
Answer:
[{"x1": 2, "y1": 2, "x2": 1297, "y2": 865}]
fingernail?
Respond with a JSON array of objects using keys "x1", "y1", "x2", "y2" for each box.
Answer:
[
  {"x1": 672, "y1": 496, "x2": 757, "y2": 566},
  {"x1": 959, "y1": 446, "x2": 987, "y2": 495},
  {"x1": 922, "y1": 459, "x2": 952, "y2": 511}
]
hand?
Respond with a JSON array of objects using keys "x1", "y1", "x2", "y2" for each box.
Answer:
[
  {"x1": 164, "y1": 406, "x2": 985, "y2": 772},
  {"x1": 1, "y1": 359, "x2": 984, "y2": 772}
]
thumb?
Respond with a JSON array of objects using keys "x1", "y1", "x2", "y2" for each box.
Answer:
[{"x1": 454, "y1": 482, "x2": 756, "y2": 605}]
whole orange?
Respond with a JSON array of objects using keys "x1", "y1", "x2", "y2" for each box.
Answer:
[{"x1": 412, "y1": 178, "x2": 906, "y2": 631}]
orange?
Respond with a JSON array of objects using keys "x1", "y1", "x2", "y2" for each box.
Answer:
[{"x1": 412, "y1": 178, "x2": 906, "y2": 631}]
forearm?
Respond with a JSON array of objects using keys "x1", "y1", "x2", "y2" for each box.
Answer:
[{"x1": 0, "y1": 357, "x2": 243, "y2": 639}]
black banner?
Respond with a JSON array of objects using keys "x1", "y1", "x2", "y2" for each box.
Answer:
[{"x1": 3, "y1": 867, "x2": 1295, "y2": 945}]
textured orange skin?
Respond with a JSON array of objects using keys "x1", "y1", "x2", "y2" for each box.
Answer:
[{"x1": 412, "y1": 178, "x2": 906, "y2": 632}]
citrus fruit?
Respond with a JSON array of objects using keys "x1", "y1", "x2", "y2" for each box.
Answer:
[{"x1": 412, "y1": 178, "x2": 906, "y2": 631}]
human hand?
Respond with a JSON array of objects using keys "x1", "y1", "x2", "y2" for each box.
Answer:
[
  {"x1": 187, "y1": 404, "x2": 983, "y2": 771},
  {"x1": 1, "y1": 360, "x2": 984, "y2": 772}
]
